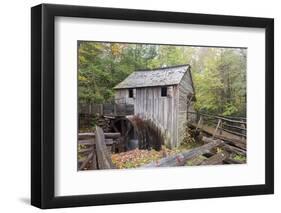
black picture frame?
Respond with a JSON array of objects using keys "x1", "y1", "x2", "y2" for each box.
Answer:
[{"x1": 31, "y1": 3, "x2": 274, "y2": 209}]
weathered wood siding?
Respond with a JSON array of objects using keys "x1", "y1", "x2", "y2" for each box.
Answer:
[
  {"x1": 115, "y1": 89, "x2": 135, "y2": 105},
  {"x1": 134, "y1": 86, "x2": 178, "y2": 148},
  {"x1": 177, "y1": 71, "x2": 195, "y2": 146}
]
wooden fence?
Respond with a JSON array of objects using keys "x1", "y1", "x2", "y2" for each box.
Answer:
[
  {"x1": 79, "y1": 102, "x2": 134, "y2": 116},
  {"x1": 78, "y1": 126, "x2": 123, "y2": 170},
  {"x1": 190, "y1": 112, "x2": 246, "y2": 137},
  {"x1": 79, "y1": 103, "x2": 134, "y2": 129},
  {"x1": 188, "y1": 111, "x2": 246, "y2": 150}
]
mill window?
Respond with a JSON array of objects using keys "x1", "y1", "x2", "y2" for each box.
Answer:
[
  {"x1": 128, "y1": 89, "x2": 134, "y2": 98},
  {"x1": 161, "y1": 87, "x2": 167, "y2": 97}
]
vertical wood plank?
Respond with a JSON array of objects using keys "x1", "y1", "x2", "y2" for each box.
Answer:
[{"x1": 95, "y1": 126, "x2": 115, "y2": 169}]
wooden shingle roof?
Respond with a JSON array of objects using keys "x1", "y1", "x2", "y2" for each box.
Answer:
[{"x1": 114, "y1": 64, "x2": 190, "y2": 89}]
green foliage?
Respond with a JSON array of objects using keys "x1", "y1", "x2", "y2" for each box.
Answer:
[
  {"x1": 192, "y1": 48, "x2": 247, "y2": 117},
  {"x1": 78, "y1": 41, "x2": 247, "y2": 116},
  {"x1": 78, "y1": 42, "x2": 159, "y2": 103},
  {"x1": 233, "y1": 154, "x2": 246, "y2": 162}
]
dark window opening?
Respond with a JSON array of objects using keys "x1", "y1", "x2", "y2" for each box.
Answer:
[
  {"x1": 128, "y1": 89, "x2": 134, "y2": 98},
  {"x1": 161, "y1": 87, "x2": 167, "y2": 97}
]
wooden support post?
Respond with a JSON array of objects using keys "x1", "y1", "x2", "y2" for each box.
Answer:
[
  {"x1": 113, "y1": 104, "x2": 117, "y2": 115},
  {"x1": 195, "y1": 116, "x2": 203, "y2": 131},
  {"x1": 213, "y1": 119, "x2": 221, "y2": 139},
  {"x1": 95, "y1": 126, "x2": 115, "y2": 169}
]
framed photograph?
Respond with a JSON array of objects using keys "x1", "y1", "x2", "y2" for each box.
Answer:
[{"x1": 31, "y1": 4, "x2": 274, "y2": 209}]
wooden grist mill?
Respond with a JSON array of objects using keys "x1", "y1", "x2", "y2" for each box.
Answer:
[
  {"x1": 78, "y1": 64, "x2": 247, "y2": 170},
  {"x1": 114, "y1": 64, "x2": 197, "y2": 148}
]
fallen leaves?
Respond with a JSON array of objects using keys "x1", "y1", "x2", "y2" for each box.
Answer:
[{"x1": 111, "y1": 146, "x2": 181, "y2": 169}]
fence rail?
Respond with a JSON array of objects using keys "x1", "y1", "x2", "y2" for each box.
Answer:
[
  {"x1": 79, "y1": 102, "x2": 134, "y2": 129},
  {"x1": 79, "y1": 102, "x2": 134, "y2": 116},
  {"x1": 188, "y1": 111, "x2": 247, "y2": 149}
]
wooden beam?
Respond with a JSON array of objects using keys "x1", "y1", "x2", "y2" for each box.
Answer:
[
  {"x1": 219, "y1": 126, "x2": 247, "y2": 137},
  {"x1": 79, "y1": 152, "x2": 94, "y2": 170},
  {"x1": 222, "y1": 122, "x2": 247, "y2": 131},
  {"x1": 220, "y1": 136, "x2": 246, "y2": 150},
  {"x1": 186, "y1": 155, "x2": 207, "y2": 166},
  {"x1": 224, "y1": 158, "x2": 245, "y2": 164},
  {"x1": 200, "y1": 151, "x2": 229, "y2": 165},
  {"x1": 78, "y1": 132, "x2": 121, "y2": 139},
  {"x1": 222, "y1": 143, "x2": 246, "y2": 155},
  {"x1": 202, "y1": 136, "x2": 246, "y2": 161},
  {"x1": 79, "y1": 147, "x2": 93, "y2": 154},
  {"x1": 141, "y1": 139, "x2": 223, "y2": 168},
  {"x1": 78, "y1": 139, "x2": 115, "y2": 146},
  {"x1": 188, "y1": 111, "x2": 247, "y2": 124},
  {"x1": 190, "y1": 123, "x2": 246, "y2": 150}
]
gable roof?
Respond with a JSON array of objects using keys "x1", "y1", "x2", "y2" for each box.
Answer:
[{"x1": 114, "y1": 64, "x2": 191, "y2": 89}]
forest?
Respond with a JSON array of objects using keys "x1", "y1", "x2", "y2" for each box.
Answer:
[{"x1": 78, "y1": 41, "x2": 247, "y2": 117}]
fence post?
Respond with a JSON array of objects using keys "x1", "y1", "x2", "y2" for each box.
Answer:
[
  {"x1": 89, "y1": 103, "x2": 92, "y2": 114},
  {"x1": 100, "y1": 104, "x2": 103, "y2": 115},
  {"x1": 241, "y1": 123, "x2": 246, "y2": 141},
  {"x1": 213, "y1": 119, "x2": 221, "y2": 139},
  {"x1": 195, "y1": 115, "x2": 203, "y2": 132},
  {"x1": 114, "y1": 103, "x2": 117, "y2": 115}
]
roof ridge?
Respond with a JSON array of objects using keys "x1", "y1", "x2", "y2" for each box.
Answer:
[{"x1": 135, "y1": 64, "x2": 190, "y2": 72}]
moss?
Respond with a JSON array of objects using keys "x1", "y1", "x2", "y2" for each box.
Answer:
[
  {"x1": 232, "y1": 154, "x2": 246, "y2": 162},
  {"x1": 186, "y1": 155, "x2": 207, "y2": 166}
]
